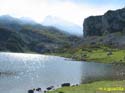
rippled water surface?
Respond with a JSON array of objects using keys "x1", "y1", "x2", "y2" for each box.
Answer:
[{"x1": 0, "y1": 52, "x2": 125, "y2": 93}]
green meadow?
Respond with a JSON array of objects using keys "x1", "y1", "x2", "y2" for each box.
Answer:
[
  {"x1": 47, "y1": 80, "x2": 125, "y2": 93},
  {"x1": 47, "y1": 46, "x2": 125, "y2": 93},
  {"x1": 50, "y1": 46, "x2": 125, "y2": 64}
]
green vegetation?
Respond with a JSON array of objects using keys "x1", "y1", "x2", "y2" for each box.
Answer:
[
  {"x1": 47, "y1": 44, "x2": 125, "y2": 93},
  {"x1": 0, "y1": 15, "x2": 81, "y2": 53},
  {"x1": 50, "y1": 46, "x2": 125, "y2": 64},
  {"x1": 48, "y1": 80, "x2": 125, "y2": 93}
]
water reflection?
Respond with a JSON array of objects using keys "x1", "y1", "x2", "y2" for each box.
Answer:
[
  {"x1": 81, "y1": 62, "x2": 125, "y2": 83},
  {"x1": 0, "y1": 52, "x2": 125, "y2": 93}
]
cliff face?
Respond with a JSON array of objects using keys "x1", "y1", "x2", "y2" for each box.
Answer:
[{"x1": 83, "y1": 8, "x2": 125, "y2": 37}]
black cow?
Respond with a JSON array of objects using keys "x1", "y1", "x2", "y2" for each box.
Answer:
[
  {"x1": 46, "y1": 86, "x2": 54, "y2": 90},
  {"x1": 61, "y1": 83, "x2": 70, "y2": 87},
  {"x1": 28, "y1": 90, "x2": 34, "y2": 93},
  {"x1": 36, "y1": 88, "x2": 41, "y2": 91}
]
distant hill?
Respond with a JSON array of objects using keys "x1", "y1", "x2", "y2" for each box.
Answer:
[
  {"x1": 42, "y1": 16, "x2": 83, "y2": 36},
  {"x1": 0, "y1": 15, "x2": 81, "y2": 53}
]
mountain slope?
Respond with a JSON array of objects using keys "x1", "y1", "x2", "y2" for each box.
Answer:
[{"x1": 0, "y1": 15, "x2": 81, "y2": 53}]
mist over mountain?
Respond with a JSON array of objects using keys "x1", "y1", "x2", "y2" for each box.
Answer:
[
  {"x1": 19, "y1": 17, "x2": 37, "y2": 24},
  {"x1": 42, "y1": 16, "x2": 83, "y2": 36},
  {"x1": 0, "y1": 15, "x2": 81, "y2": 53}
]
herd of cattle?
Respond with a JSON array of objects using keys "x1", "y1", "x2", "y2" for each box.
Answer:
[{"x1": 28, "y1": 83, "x2": 79, "y2": 93}]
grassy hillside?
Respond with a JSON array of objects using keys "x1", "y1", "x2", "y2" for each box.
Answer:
[
  {"x1": 46, "y1": 31, "x2": 125, "y2": 64},
  {"x1": 0, "y1": 15, "x2": 81, "y2": 53},
  {"x1": 50, "y1": 45, "x2": 125, "y2": 64}
]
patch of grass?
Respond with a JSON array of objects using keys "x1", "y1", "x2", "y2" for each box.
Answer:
[
  {"x1": 47, "y1": 80, "x2": 125, "y2": 93},
  {"x1": 85, "y1": 49, "x2": 125, "y2": 63},
  {"x1": 50, "y1": 46, "x2": 125, "y2": 64}
]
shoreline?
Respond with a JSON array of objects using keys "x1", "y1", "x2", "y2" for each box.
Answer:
[
  {"x1": 47, "y1": 80, "x2": 125, "y2": 93},
  {"x1": 48, "y1": 47, "x2": 125, "y2": 64},
  {"x1": 1, "y1": 51, "x2": 125, "y2": 65},
  {"x1": 48, "y1": 53, "x2": 125, "y2": 65},
  {"x1": 0, "y1": 51, "x2": 125, "y2": 93}
]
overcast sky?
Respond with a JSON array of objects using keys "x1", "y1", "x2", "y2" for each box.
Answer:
[{"x1": 0, "y1": 0, "x2": 124, "y2": 27}]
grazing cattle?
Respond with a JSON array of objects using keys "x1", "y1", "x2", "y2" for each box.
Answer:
[
  {"x1": 61, "y1": 83, "x2": 70, "y2": 87},
  {"x1": 28, "y1": 90, "x2": 34, "y2": 93},
  {"x1": 46, "y1": 86, "x2": 54, "y2": 90},
  {"x1": 36, "y1": 88, "x2": 41, "y2": 91}
]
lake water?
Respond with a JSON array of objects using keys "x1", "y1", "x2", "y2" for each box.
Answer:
[{"x1": 0, "y1": 52, "x2": 125, "y2": 93}]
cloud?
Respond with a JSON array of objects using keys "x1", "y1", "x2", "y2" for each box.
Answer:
[
  {"x1": 0, "y1": 0, "x2": 124, "y2": 26},
  {"x1": 52, "y1": 0, "x2": 125, "y2": 6},
  {"x1": 46, "y1": 1, "x2": 123, "y2": 26}
]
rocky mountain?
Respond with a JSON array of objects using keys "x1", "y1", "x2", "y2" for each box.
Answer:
[
  {"x1": 83, "y1": 8, "x2": 125, "y2": 37},
  {"x1": 83, "y1": 8, "x2": 125, "y2": 48},
  {"x1": 0, "y1": 15, "x2": 80, "y2": 53},
  {"x1": 42, "y1": 16, "x2": 83, "y2": 36}
]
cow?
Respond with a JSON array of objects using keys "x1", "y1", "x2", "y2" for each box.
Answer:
[{"x1": 61, "y1": 83, "x2": 70, "y2": 87}]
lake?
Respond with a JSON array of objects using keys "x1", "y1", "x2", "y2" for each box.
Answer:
[{"x1": 0, "y1": 52, "x2": 125, "y2": 93}]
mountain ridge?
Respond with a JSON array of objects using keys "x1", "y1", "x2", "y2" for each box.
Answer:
[{"x1": 0, "y1": 15, "x2": 81, "y2": 53}]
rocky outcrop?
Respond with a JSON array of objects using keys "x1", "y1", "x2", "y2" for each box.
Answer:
[{"x1": 83, "y1": 8, "x2": 125, "y2": 37}]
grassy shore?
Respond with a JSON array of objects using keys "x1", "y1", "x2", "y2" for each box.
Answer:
[
  {"x1": 47, "y1": 80, "x2": 125, "y2": 93},
  {"x1": 47, "y1": 47, "x2": 125, "y2": 93},
  {"x1": 50, "y1": 46, "x2": 125, "y2": 64}
]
